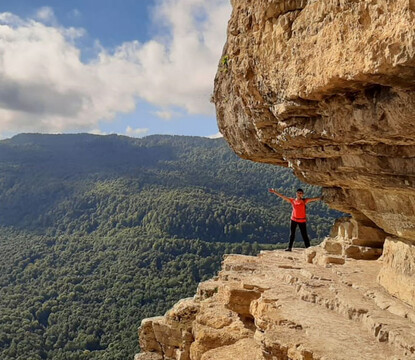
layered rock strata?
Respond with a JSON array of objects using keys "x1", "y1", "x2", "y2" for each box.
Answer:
[
  {"x1": 318, "y1": 217, "x2": 385, "y2": 262},
  {"x1": 213, "y1": 0, "x2": 415, "y2": 303},
  {"x1": 137, "y1": 250, "x2": 415, "y2": 359}
]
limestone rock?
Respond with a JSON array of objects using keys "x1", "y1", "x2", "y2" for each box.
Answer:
[
  {"x1": 219, "y1": 281, "x2": 262, "y2": 316},
  {"x1": 137, "y1": 251, "x2": 415, "y2": 359},
  {"x1": 213, "y1": 0, "x2": 415, "y2": 304},
  {"x1": 135, "y1": 353, "x2": 163, "y2": 360},
  {"x1": 313, "y1": 217, "x2": 386, "y2": 262},
  {"x1": 378, "y1": 237, "x2": 415, "y2": 308},
  {"x1": 194, "y1": 279, "x2": 219, "y2": 301},
  {"x1": 138, "y1": 298, "x2": 199, "y2": 360},
  {"x1": 189, "y1": 297, "x2": 254, "y2": 360},
  {"x1": 138, "y1": 317, "x2": 163, "y2": 354},
  {"x1": 200, "y1": 338, "x2": 265, "y2": 360},
  {"x1": 330, "y1": 217, "x2": 386, "y2": 249}
]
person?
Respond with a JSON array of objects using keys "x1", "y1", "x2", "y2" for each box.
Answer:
[{"x1": 268, "y1": 188, "x2": 321, "y2": 251}]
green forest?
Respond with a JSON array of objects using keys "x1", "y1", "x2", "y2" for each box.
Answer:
[{"x1": 0, "y1": 134, "x2": 342, "y2": 359}]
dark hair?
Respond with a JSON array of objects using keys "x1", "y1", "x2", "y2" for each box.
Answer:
[{"x1": 296, "y1": 188, "x2": 304, "y2": 193}]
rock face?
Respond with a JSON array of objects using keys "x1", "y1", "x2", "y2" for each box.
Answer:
[
  {"x1": 320, "y1": 217, "x2": 385, "y2": 261},
  {"x1": 213, "y1": 0, "x2": 415, "y2": 304},
  {"x1": 137, "y1": 250, "x2": 415, "y2": 359},
  {"x1": 136, "y1": 1, "x2": 415, "y2": 357},
  {"x1": 378, "y1": 238, "x2": 415, "y2": 309}
]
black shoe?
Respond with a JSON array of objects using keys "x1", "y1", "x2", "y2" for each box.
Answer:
[{"x1": 284, "y1": 248, "x2": 292, "y2": 252}]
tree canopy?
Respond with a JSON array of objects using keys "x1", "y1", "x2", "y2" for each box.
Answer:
[{"x1": 0, "y1": 134, "x2": 342, "y2": 359}]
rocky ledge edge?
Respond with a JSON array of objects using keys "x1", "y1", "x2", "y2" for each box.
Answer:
[{"x1": 135, "y1": 239, "x2": 415, "y2": 360}]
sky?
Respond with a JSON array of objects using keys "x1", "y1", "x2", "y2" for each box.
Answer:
[{"x1": 0, "y1": 0, "x2": 231, "y2": 139}]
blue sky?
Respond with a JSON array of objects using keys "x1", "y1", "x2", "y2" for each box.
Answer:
[{"x1": 0, "y1": 0, "x2": 231, "y2": 138}]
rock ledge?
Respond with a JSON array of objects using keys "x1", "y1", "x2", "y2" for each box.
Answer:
[{"x1": 137, "y1": 248, "x2": 415, "y2": 360}]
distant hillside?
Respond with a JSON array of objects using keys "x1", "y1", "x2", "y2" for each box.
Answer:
[
  {"x1": 0, "y1": 133, "x2": 336, "y2": 241},
  {"x1": 0, "y1": 134, "x2": 341, "y2": 360}
]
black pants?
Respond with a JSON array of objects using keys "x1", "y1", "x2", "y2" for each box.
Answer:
[{"x1": 289, "y1": 220, "x2": 310, "y2": 249}]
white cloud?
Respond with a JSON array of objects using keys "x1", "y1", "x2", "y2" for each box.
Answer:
[
  {"x1": 89, "y1": 128, "x2": 107, "y2": 135},
  {"x1": 0, "y1": 0, "x2": 231, "y2": 135},
  {"x1": 68, "y1": 9, "x2": 81, "y2": 19},
  {"x1": 0, "y1": 12, "x2": 24, "y2": 25},
  {"x1": 153, "y1": 109, "x2": 180, "y2": 120},
  {"x1": 125, "y1": 126, "x2": 149, "y2": 137},
  {"x1": 207, "y1": 132, "x2": 223, "y2": 139},
  {"x1": 133, "y1": 0, "x2": 231, "y2": 115},
  {"x1": 0, "y1": 17, "x2": 139, "y2": 133},
  {"x1": 35, "y1": 6, "x2": 57, "y2": 24}
]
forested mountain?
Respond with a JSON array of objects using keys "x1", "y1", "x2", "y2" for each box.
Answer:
[{"x1": 0, "y1": 134, "x2": 341, "y2": 359}]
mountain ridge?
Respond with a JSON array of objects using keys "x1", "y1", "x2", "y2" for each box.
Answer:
[{"x1": 0, "y1": 133, "x2": 339, "y2": 359}]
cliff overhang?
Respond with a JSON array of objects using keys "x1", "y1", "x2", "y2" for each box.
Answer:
[
  {"x1": 213, "y1": 0, "x2": 415, "y2": 303},
  {"x1": 137, "y1": 1, "x2": 415, "y2": 358}
]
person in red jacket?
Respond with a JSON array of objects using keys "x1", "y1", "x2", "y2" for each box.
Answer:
[{"x1": 269, "y1": 188, "x2": 321, "y2": 251}]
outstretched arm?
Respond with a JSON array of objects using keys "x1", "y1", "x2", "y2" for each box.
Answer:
[
  {"x1": 305, "y1": 197, "x2": 322, "y2": 204},
  {"x1": 268, "y1": 188, "x2": 291, "y2": 203}
]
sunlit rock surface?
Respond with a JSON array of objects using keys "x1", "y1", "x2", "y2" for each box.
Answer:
[
  {"x1": 137, "y1": 1, "x2": 415, "y2": 357},
  {"x1": 213, "y1": 0, "x2": 415, "y2": 303},
  {"x1": 137, "y1": 251, "x2": 415, "y2": 359}
]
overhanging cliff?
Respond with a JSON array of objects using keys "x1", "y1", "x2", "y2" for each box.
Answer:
[
  {"x1": 136, "y1": 1, "x2": 415, "y2": 359},
  {"x1": 213, "y1": 0, "x2": 415, "y2": 305}
]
